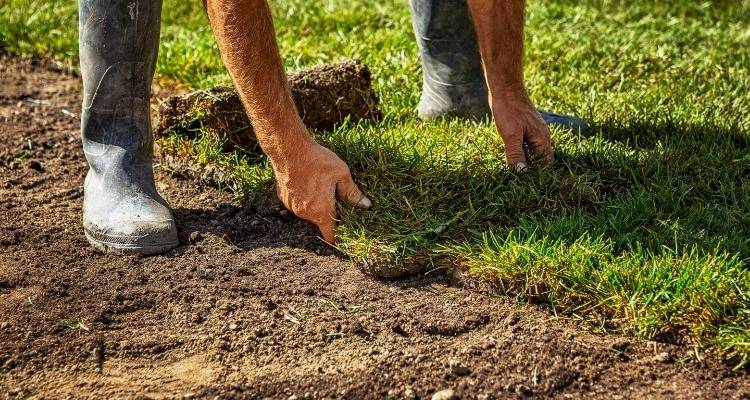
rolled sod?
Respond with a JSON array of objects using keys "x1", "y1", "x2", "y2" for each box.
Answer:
[{"x1": 155, "y1": 59, "x2": 382, "y2": 154}]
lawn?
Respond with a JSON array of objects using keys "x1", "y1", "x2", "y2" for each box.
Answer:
[{"x1": 2, "y1": 0, "x2": 749, "y2": 366}]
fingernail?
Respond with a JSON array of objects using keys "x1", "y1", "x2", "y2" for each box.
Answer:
[
  {"x1": 359, "y1": 196, "x2": 372, "y2": 209},
  {"x1": 515, "y1": 162, "x2": 528, "y2": 173}
]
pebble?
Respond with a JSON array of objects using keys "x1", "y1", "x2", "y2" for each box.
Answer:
[
  {"x1": 432, "y1": 389, "x2": 458, "y2": 400},
  {"x1": 26, "y1": 159, "x2": 43, "y2": 172},
  {"x1": 449, "y1": 360, "x2": 471, "y2": 376},
  {"x1": 229, "y1": 322, "x2": 240, "y2": 331},
  {"x1": 414, "y1": 354, "x2": 428, "y2": 363},
  {"x1": 515, "y1": 385, "x2": 532, "y2": 396},
  {"x1": 403, "y1": 388, "x2": 417, "y2": 399},
  {"x1": 263, "y1": 299, "x2": 277, "y2": 310},
  {"x1": 188, "y1": 231, "x2": 204, "y2": 243},
  {"x1": 652, "y1": 352, "x2": 673, "y2": 363},
  {"x1": 611, "y1": 340, "x2": 631, "y2": 352}
]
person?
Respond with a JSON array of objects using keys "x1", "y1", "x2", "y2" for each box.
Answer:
[{"x1": 78, "y1": 0, "x2": 586, "y2": 255}]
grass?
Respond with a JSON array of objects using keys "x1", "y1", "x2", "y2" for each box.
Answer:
[{"x1": 2, "y1": 0, "x2": 750, "y2": 365}]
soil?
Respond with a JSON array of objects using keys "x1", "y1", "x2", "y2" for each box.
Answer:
[{"x1": 1, "y1": 56, "x2": 749, "y2": 400}]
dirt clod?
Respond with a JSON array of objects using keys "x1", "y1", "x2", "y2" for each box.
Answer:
[
  {"x1": 653, "y1": 352, "x2": 673, "y2": 363},
  {"x1": 449, "y1": 360, "x2": 471, "y2": 376},
  {"x1": 432, "y1": 389, "x2": 458, "y2": 400},
  {"x1": 155, "y1": 59, "x2": 381, "y2": 154}
]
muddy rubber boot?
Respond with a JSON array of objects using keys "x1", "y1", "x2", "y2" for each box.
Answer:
[
  {"x1": 409, "y1": 0, "x2": 589, "y2": 133},
  {"x1": 79, "y1": 0, "x2": 178, "y2": 255}
]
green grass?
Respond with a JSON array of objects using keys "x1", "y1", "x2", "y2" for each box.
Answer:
[{"x1": 2, "y1": 0, "x2": 750, "y2": 365}]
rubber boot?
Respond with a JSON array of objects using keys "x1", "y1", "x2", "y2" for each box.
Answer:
[
  {"x1": 409, "y1": 0, "x2": 588, "y2": 133},
  {"x1": 79, "y1": 0, "x2": 178, "y2": 255}
]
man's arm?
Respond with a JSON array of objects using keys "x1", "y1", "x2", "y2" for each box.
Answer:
[
  {"x1": 466, "y1": 0, "x2": 553, "y2": 170},
  {"x1": 204, "y1": 0, "x2": 371, "y2": 243}
]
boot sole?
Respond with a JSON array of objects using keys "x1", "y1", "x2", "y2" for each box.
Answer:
[{"x1": 84, "y1": 229, "x2": 179, "y2": 256}]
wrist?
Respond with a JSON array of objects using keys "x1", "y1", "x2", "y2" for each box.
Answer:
[
  {"x1": 489, "y1": 82, "x2": 532, "y2": 107},
  {"x1": 258, "y1": 120, "x2": 315, "y2": 170}
]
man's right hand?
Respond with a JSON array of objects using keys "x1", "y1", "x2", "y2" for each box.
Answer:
[
  {"x1": 270, "y1": 133, "x2": 371, "y2": 244},
  {"x1": 491, "y1": 87, "x2": 554, "y2": 170}
]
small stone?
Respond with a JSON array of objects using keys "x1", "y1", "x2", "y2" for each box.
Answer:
[
  {"x1": 515, "y1": 385, "x2": 532, "y2": 396},
  {"x1": 229, "y1": 322, "x2": 240, "y2": 331},
  {"x1": 214, "y1": 339, "x2": 230, "y2": 351},
  {"x1": 504, "y1": 314, "x2": 520, "y2": 326},
  {"x1": 652, "y1": 352, "x2": 673, "y2": 363},
  {"x1": 26, "y1": 159, "x2": 43, "y2": 172},
  {"x1": 403, "y1": 388, "x2": 417, "y2": 400},
  {"x1": 432, "y1": 389, "x2": 458, "y2": 400},
  {"x1": 391, "y1": 323, "x2": 408, "y2": 337},
  {"x1": 449, "y1": 360, "x2": 471, "y2": 376},
  {"x1": 254, "y1": 327, "x2": 268, "y2": 338},
  {"x1": 477, "y1": 395, "x2": 494, "y2": 400},
  {"x1": 288, "y1": 396, "x2": 298, "y2": 400},
  {"x1": 263, "y1": 299, "x2": 278, "y2": 310},
  {"x1": 188, "y1": 231, "x2": 204, "y2": 243},
  {"x1": 347, "y1": 321, "x2": 364, "y2": 334},
  {"x1": 611, "y1": 340, "x2": 631, "y2": 352}
]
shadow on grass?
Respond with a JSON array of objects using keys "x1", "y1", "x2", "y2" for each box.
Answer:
[
  {"x1": 163, "y1": 113, "x2": 750, "y2": 273},
  {"x1": 345, "y1": 113, "x2": 749, "y2": 265}
]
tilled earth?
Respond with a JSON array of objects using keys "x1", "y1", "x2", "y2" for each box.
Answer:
[{"x1": 0, "y1": 57, "x2": 748, "y2": 400}]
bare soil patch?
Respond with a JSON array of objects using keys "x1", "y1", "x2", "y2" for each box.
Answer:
[{"x1": 0, "y1": 57, "x2": 748, "y2": 399}]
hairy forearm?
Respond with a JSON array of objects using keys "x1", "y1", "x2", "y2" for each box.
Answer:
[
  {"x1": 466, "y1": 0, "x2": 526, "y2": 98},
  {"x1": 204, "y1": 0, "x2": 312, "y2": 161},
  {"x1": 467, "y1": 0, "x2": 553, "y2": 167}
]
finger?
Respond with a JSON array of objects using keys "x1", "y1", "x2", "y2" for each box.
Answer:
[
  {"x1": 526, "y1": 141, "x2": 554, "y2": 165},
  {"x1": 526, "y1": 128, "x2": 554, "y2": 166},
  {"x1": 315, "y1": 215, "x2": 338, "y2": 244},
  {"x1": 504, "y1": 135, "x2": 528, "y2": 172},
  {"x1": 312, "y1": 186, "x2": 338, "y2": 244},
  {"x1": 336, "y1": 174, "x2": 372, "y2": 209}
]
